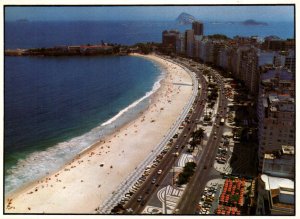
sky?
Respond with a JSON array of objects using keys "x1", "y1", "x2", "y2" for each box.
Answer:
[{"x1": 5, "y1": 6, "x2": 294, "y2": 22}]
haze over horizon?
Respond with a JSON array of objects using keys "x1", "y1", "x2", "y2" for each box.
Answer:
[{"x1": 5, "y1": 6, "x2": 294, "y2": 22}]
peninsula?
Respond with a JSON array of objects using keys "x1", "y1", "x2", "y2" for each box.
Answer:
[{"x1": 5, "y1": 44, "x2": 122, "y2": 56}]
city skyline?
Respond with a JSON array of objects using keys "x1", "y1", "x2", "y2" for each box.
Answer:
[{"x1": 5, "y1": 5, "x2": 294, "y2": 22}]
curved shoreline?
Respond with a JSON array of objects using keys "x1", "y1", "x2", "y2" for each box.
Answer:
[
  {"x1": 5, "y1": 54, "x2": 194, "y2": 213},
  {"x1": 5, "y1": 55, "x2": 164, "y2": 197},
  {"x1": 5, "y1": 54, "x2": 164, "y2": 197}
]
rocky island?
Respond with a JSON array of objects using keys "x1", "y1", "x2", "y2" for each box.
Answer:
[
  {"x1": 241, "y1": 19, "x2": 268, "y2": 26},
  {"x1": 176, "y1": 12, "x2": 197, "y2": 25}
]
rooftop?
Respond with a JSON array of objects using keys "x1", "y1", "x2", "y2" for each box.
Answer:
[
  {"x1": 267, "y1": 93, "x2": 294, "y2": 112},
  {"x1": 264, "y1": 153, "x2": 276, "y2": 160},
  {"x1": 261, "y1": 174, "x2": 294, "y2": 191},
  {"x1": 261, "y1": 68, "x2": 293, "y2": 82},
  {"x1": 282, "y1": 145, "x2": 294, "y2": 155},
  {"x1": 264, "y1": 145, "x2": 294, "y2": 160}
]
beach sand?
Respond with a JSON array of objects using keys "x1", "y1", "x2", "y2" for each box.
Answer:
[{"x1": 5, "y1": 54, "x2": 194, "y2": 213}]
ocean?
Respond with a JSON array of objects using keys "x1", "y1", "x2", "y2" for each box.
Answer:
[
  {"x1": 4, "y1": 20, "x2": 294, "y2": 194},
  {"x1": 5, "y1": 20, "x2": 294, "y2": 49}
]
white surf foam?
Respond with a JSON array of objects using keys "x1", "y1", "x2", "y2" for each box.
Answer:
[{"x1": 101, "y1": 72, "x2": 164, "y2": 127}]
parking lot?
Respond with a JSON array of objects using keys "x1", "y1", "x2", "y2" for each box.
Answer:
[{"x1": 196, "y1": 179, "x2": 225, "y2": 214}]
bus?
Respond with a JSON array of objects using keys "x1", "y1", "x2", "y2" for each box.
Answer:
[{"x1": 220, "y1": 118, "x2": 225, "y2": 125}]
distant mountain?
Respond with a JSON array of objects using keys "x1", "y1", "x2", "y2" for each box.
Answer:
[
  {"x1": 242, "y1": 19, "x2": 268, "y2": 26},
  {"x1": 176, "y1": 12, "x2": 196, "y2": 25}
]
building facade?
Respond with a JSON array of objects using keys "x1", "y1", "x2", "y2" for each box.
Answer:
[
  {"x1": 257, "y1": 68, "x2": 295, "y2": 170},
  {"x1": 162, "y1": 30, "x2": 179, "y2": 52},
  {"x1": 192, "y1": 21, "x2": 204, "y2": 36},
  {"x1": 256, "y1": 174, "x2": 294, "y2": 215},
  {"x1": 185, "y1": 29, "x2": 195, "y2": 57},
  {"x1": 262, "y1": 145, "x2": 294, "y2": 178}
]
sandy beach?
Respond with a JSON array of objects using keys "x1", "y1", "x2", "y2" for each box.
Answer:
[{"x1": 5, "y1": 54, "x2": 194, "y2": 213}]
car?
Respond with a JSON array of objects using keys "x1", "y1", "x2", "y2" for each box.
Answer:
[
  {"x1": 157, "y1": 169, "x2": 162, "y2": 175},
  {"x1": 175, "y1": 145, "x2": 179, "y2": 149},
  {"x1": 151, "y1": 178, "x2": 156, "y2": 184},
  {"x1": 122, "y1": 197, "x2": 130, "y2": 201},
  {"x1": 125, "y1": 191, "x2": 133, "y2": 196},
  {"x1": 130, "y1": 188, "x2": 138, "y2": 193},
  {"x1": 137, "y1": 195, "x2": 142, "y2": 202},
  {"x1": 152, "y1": 163, "x2": 158, "y2": 167}
]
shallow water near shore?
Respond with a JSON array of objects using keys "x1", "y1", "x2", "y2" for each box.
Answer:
[{"x1": 4, "y1": 55, "x2": 164, "y2": 194}]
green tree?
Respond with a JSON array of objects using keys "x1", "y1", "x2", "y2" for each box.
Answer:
[
  {"x1": 177, "y1": 162, "x2": 196, "y2": 185},
  {"x1": 192, "y1": 128, "x2": 205, "y2": 140}
]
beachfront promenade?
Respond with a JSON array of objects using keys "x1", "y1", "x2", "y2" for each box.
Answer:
[{"x1": 97, "y1": 55, "x2": 198, "y2": 213}]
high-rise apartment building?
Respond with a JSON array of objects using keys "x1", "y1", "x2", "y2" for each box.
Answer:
[
  {"x1": 212, "y1": 41, "x2": 225, "y2": 66},
  {"x1": 162, "y1": 30, "x2": 179, "y2": 52},
  {"x1": 194, "y1": 35, "x2": 203, "y2": 59},
  {"x1": 192, "y1": 21, "x2": 204, "y2": 36},
  {"x1": 176, "y1": 33, "x2": 185, "y2": 55},
  {"x1": 218, "y1": 46, "x2": 233, "y2": 71},
  {"x1": 185, "y1": 29, "x2": 194, "y2": 57},
  {"x1": 257, "y1": 68, "x2": 295, "y2": 170},
  {"x1": 198, "y1": 38, "x2": 213, "y2": 63},
  {"x1": 284, "y1": 50, "x2": 295, "y2": 74}
]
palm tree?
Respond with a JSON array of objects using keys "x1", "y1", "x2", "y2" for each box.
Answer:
[
  {"x1": 190, "y1": 140, "x2": 197, "y2": 150},
  {"x1": 192, "y1": 128, "x2": 205, "y2": 140}
]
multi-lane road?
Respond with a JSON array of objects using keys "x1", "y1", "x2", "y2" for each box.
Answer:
[
  {"x1": 123, "y1": 56, "x2": 227, "y2": 214},
  {"x1": 176, "y1": 69, "x2": 228, "y2": 214},
  {"x1": 123, "y1": 58, "x2": 208, "y2": 214}
]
